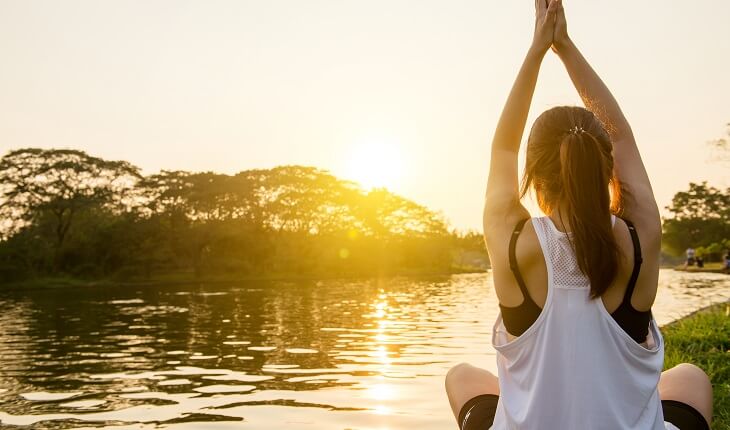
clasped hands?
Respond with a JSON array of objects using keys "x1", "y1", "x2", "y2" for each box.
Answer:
[{"x1": 532, "y1": 0, "x2": 571, "y2": 55}]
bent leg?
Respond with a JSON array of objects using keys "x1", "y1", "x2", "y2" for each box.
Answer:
[
  {"x1": 444, "y1": 363, "x2": 500, "y2": 421},
  {"x1": 658, "y1": 363, "x2": 713, "y2": 427}
]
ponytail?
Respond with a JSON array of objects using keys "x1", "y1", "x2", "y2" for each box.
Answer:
[{"x1": 559, "y1": 130, "x2": 619, "y2": 298}]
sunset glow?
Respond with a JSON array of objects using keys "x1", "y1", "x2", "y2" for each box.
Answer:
[
  {"x1": 344, "y1": 138, "x2": 406, "y2": 191},
  {"x1": 0, "y1": 1, "x2": 727, "y2": 429}
]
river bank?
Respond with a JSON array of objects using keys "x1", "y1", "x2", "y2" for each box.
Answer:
[
  {"x1": 673, "y1": 262, "x2": 728, "y2": 275},
  {"x1": 0, "y1": 265, "x2": 487, "y2": 292},
  {"x1": 662, "y1": 301, "x2": 730, "y2": 430}
]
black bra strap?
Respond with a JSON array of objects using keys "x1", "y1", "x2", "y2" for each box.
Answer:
[
  {"x1": 621, "y1": 218, "x2": 643, "y2": 309},
  {"x1": 508, "y1": 218, "x2": 535, "y2": 306}
]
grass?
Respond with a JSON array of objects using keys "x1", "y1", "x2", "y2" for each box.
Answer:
[{"x1": 663, "y1": 302, "x2": 730, "y2": 430}]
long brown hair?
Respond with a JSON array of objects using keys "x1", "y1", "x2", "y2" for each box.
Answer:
[{"x1": 522, "y1": 106, "x2": 621, "y2": 298}]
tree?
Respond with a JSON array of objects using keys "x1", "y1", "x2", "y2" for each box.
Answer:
[
  {"x1": 662, "y1": 182, "x2": 730, "y2": 257},
  {"x1": 0, "y1": 150, "x2": 460, "y2": 282},
  {"x1": 0, "y1": 148, "x2": 140, "y2": 271}
]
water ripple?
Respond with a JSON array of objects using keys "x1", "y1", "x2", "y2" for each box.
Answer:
[{"x1": 0, "y1": 270, "x2": 726, "y2": 429}]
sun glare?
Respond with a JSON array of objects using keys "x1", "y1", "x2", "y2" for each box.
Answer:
[{"x1": 345, "y1": 138, "x2": 405, "y2": 190}]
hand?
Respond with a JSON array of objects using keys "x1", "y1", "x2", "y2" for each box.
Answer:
[
  {"x1": 532, "y1": 0, "x2": 559, "y2": 54},
  {"x1": 551, "y1": 0, "x2": 571, "y2": 53}
]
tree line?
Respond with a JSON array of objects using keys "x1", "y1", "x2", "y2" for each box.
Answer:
[
  {"x1": 0, "y1": 146, "x2": 724, "y2": 284},
  {"x1": 662, "y1": 182, "x2": 730, "y2": 262},
  {"x1": 0, "y1": 148, "x2": 486, "y2": 284},
  {"x1": 662, "y1": 123, "x2": 730, "y2": 262}
]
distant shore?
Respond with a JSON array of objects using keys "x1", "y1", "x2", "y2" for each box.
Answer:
[
  {"x1": 5, "y1": 263, "x2": 728, "y2": 292},
  {"x1": 0, "y1": 266, "x2": 487, "y2": 292},
  {"x1": 672, "y1": 262, "x2": 728, "y2": 275}
]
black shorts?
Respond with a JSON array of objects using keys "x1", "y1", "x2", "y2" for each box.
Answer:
[
  {"x1": 662, "y1": 400, "x2": 710, "y2": 430},
  {"x1": 457, "y1": 395, "x2": 709, "y2": 430},
  {"x1": 458, "y1": 394, "x2": 499, "y2": 430}
]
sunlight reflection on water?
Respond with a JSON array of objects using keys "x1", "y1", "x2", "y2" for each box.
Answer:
[{"x1": 0, "y1": 270, "x2": 727, "y2": 429}]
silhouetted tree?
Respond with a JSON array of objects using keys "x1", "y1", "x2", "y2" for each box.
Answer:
[
  {"x1": 0, "y1": 148, "x2": 481, "y2": 283},
  {"x1": 0, "y1": 148, "x2": 140, "y2": 271},
  {"x1": 662, "y1": 182, "x2": 730, "y2": 257}
]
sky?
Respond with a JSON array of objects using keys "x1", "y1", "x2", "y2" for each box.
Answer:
[{"x1": 0, "y1": 1, "x2": 728, "y2": 232}]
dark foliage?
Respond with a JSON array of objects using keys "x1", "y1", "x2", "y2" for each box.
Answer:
[{"x1": 0, "y1": 148, "x2": 483, "y2": 283}]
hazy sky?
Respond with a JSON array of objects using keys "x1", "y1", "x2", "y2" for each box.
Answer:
[{"x1": 1, "y1": 1, "x2": 728, "y2": 232}]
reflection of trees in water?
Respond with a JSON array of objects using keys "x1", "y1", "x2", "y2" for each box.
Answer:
[
  {"x1": 0, "y1": 276, "x2": 470, "y2": 396},
  {"x1": 0, "y1": 274, "x2": 489, "y2": 417},
  {"x1": 0, "y1": 297, "x2": 35, "y2": 388}
]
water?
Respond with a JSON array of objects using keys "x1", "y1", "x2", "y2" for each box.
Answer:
[{"x1": 0, "y1": 269, "x2": 727, "y2": 429}]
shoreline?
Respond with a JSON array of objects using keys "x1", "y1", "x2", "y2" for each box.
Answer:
[
  {"x1": 670, "y1": 261, "x2": 728, "y2": 275},
  {"x1": 672, "y1": 267, "x2": 728, "y2": 275},
  {"x1": 660, "y1": 299, "x2": 730, "y2": 328},
  {"x1": 4, "y1": 265, "x2": 726, "y2": 292},
  {"x1": 0, "y1": 266, "x2": 488, "y2": 292}
]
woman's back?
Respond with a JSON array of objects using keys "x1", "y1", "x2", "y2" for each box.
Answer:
[
  {"x1": 494, "y1": 212, "x2": 657, "y2": 345},
  {"x1": 489, "y1": 215, "x2": 666, "y2": 429}
]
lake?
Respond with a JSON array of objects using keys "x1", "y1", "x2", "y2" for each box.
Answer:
[{"x1": 0, "y1": 269, "x2": 727, "y2": 429}]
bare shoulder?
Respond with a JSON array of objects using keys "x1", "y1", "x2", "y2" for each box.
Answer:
[
  {"x1": 622, "y1": 207, "x2": 662, "y2": 257},
  {"x1": 613, "y1": 214, "x2": 661, "y2": 312},
  {"x1": 484, "y1": 208, "x2": 545, "y2": 308},
  {"x1": 618, "y1": 181, "x2": 662, "y2": 253}
]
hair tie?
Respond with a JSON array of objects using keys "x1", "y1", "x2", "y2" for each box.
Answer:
[{"x1": 568, "y1": 125, "x2": 585, "y2": 135}]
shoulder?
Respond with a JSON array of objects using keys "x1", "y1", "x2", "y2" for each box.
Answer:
[
  {"x1": 487, "y1": 215, "x2": 546, "y2": 308},
  {"x1": 619, "y1": 210, "x2": 661, "y2": 256},
  {"x1": 613, "y1": 215, "x2": 660, "y2": 311},
  {"x1": 612, "y1": 216, "x2": 639, "y2": 268},
  {"x1": 617, "y1": 188, "x2": 662, "y2": 252}
]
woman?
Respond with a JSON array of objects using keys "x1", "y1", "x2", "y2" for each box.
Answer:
[{"x1": 444, "y1": 1, "x2": 713, "y2": 429}]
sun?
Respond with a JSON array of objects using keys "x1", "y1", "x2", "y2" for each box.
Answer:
[{"x1": 345, "y1": 138, "x2": 405, "y2": 190}]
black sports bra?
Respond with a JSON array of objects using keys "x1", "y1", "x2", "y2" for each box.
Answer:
[{"x1": 499, "y1": 217, "x2": 652, "y2": 344}]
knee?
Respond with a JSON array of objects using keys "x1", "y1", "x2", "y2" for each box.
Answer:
[
  {"x1": 667, "y1": 363, "x2": 714, "y2": 424},
  {"x1": 664, "y1": 363, "x2": 712, "y2": 397},
  {"x1": 674, "y1": 363, "x2": 711, "y2": 386},
  {"x1": 445, "y1": 362, "x2": 473, "y2": 391}
]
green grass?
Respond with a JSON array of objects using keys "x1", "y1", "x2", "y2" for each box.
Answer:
[{"x1": 663, "y1": 302, "x2": 730, "y2": 430}]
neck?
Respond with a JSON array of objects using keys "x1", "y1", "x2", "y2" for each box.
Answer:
[{"x1": 548, "y1": 205, "x2": 573, "y2": 233}]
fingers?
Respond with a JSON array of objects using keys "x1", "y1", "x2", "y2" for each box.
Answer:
[
  {"x1": 547, "y1": 0, "x2": 559, "y2": 15},
  {"x1": 556, "y1": 0, "x2": 566, "y2": 22},
  {"x1": 536, "y1": 0, "x2": 547, "y2": 15}
]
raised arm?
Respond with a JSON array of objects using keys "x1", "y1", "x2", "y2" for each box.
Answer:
[
  {"x1": 483, "y1": 0, "x2": 558, "y2": 228},
  {"x1": 551, "y1": 0, "x2": 661, "y2": 236}
]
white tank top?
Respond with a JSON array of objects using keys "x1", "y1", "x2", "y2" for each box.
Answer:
[{"x1": 489, "y1": 216, "x2": 675, "y2": 430}]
